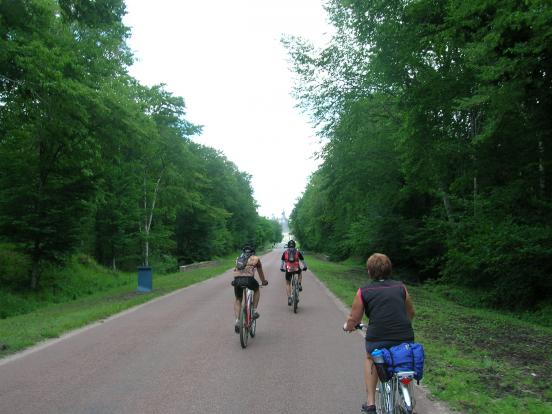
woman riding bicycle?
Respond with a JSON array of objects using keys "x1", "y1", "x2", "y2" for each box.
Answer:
[
  {"x1": 343, "y1": 253, "x2": 415, "y2": 414},
  {"x1": 233, "y1": 245, "x2": 268, "y2": 334}
]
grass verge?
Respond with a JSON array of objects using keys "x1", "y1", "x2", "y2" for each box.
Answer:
[
  {"x1": 0, "y1": 257, "x2": 235, "y2": 359},
  {"x1": 308, "y1": 256, "x2": 552, "y2": 414}
]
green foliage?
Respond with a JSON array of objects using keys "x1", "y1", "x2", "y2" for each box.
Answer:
[
  {"x1": 0, "y1": 0, "x2": 264, "y2": 291},
  {"x1": 255, "y1": 216, "x2": 283, "y2": 248},
  {"x1": 174, "y1": 145, "x2": 260, "y2": 264},
  {"x1": 0, "y1": 0, "x2": 128, "y2": 286},
  {"x1": 285, "y1": 0, "x2": 552, "y2": 309},
  {"x1": 443, "y1": 214, "x2": 552, "y2": 308},
  {"x1": 0, "y1": 253, "x2": 126, "y2": 319},
  {"x1": 0, "y1": 244, "x2": 31, "y2": 289}
]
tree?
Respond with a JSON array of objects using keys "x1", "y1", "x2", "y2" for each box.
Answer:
[
  {"x1": 285, "y1": 0, "x2": 552, "y2": 307},
  {"x1": 0, "y1": 0, "x2": 129, "y2": 287}
]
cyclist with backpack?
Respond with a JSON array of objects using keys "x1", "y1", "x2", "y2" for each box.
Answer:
[
  {"x1": 280, "y1": 240, "x2": 307, "y2": 306},
  {"x1": 232, "y1": 245, "x2": 268, "y2": 334},
  {"x1": 343, "y1": 253, "x2": 416, "y2": 414}
]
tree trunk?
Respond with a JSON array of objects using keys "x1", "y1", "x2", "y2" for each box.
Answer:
[
  {"x1": 30, "y1": 255, "x2": 40, "y2": 290},
  {"x1": 442, "y1": 194, "x2": 453, "y2": 222},
  {"x1": 473, "y1": 176, "x2": 478, "y2": 216},
  {"x1": 439, "y1": 182, "x2": 453, "y2": 222},
  {"x1": 538, "y1": 139, "x2": 545, "y2": 196},
  {"x1": 141, "y1": 168, "x2": 163, "y2": 266},
  {"x1": 144, "y1": 239, "x2": 149, "y2": 267}
]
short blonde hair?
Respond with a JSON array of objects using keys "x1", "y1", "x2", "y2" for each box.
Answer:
[{"x1": 366, "y1": 253, "x2": 392, "y2": 279}]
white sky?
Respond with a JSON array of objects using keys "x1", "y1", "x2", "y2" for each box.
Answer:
[{"x1": 123, "y1": 0, "x2": 333, "y2": 219}]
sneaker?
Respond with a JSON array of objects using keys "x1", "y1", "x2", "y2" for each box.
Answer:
[
  {"x1": 253, "y1": 311, "x2": 260, "y2": 320},
  {"x1": 234, "y1": 320, "x2": 239, "y2": 334},
  {"x1": 361, "y1": 404, "x2": 376, "y2": 413},
  {"x1": 288, "y1": 297, "x2": 292, "y2": 306},
  {"x1": 298, "y1": 283, "x2": 303, "y2": 292}
]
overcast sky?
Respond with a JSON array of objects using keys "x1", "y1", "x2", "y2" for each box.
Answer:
[{"x1": 122, "y1": 0, "x2": 332, "y2": 219}]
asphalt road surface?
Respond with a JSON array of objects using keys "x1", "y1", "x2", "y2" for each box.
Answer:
[{"x1": 0, "y1": 249, "x2": 453, "y2": 414}]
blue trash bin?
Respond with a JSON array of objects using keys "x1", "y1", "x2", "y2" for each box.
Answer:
[{"x1": 137, "y1": 266, "x2": 152, "y2": 292}]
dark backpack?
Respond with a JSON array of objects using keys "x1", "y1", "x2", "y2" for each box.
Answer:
[
  {"x1": 286, "y1": 248, "x2": 297, "y2": 262},
  {"x1": 284, "y1": 248, "x2": 300, "y2": 272},
  {"x1": 236, "y1": 251, "x2": 253, "y2": 270}
]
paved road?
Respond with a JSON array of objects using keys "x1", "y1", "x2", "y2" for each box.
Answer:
[{"x1": 0, "y1": 250, "x2": 453, "y2": 414}]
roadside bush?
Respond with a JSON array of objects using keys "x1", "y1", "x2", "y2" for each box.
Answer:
[
  {"x1": 0, "y1": 290, "x2": 39, "y2": 318},
  {"x1": 149, "y1": 254, "x2": 178, "y2": 274},
  {"x1": 442, "y1": 217, "x2": 552, "y2": 309},
  {"x1": 0, "y1": 254, "x2": 131, "y2": 319},
  {"x1": 0, "y1": 244, "x2": 30, "y2": 289}
]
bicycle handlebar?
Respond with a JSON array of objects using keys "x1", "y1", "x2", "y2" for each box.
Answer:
[{"x1": 343, "y1": 322, "x2": 368, "y2": 331}]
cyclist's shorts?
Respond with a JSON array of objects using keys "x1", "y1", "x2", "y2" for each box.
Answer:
[
  {"x1": 284, "y1": 270, "x2": 301, "y2": 282},
  {"x1": 233, "y1": 276, "x2": 259, "y2": 299},
  {"x1": 365, "y1": 340, "x2": 404, "y2": 355}
]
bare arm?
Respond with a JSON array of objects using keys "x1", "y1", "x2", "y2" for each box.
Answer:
[
  {"x1": 344, "y1": 289, "x2": 364, "y2": 331},
  {"x1": 256, "y1": 259, "x2": 267, "y2": 283},
  {"x1": 405, "y1": 289, "x2": 415, "y2": 320},
  {"x1": 299, "y1": 252, "x2": 307, "y2": 268}
]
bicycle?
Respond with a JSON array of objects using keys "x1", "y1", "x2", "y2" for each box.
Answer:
[
  {"x1": 347, "y1": 324, "x2": 416, "y2": 414},
  {"x1": 238, "y1": 285, "x2": 256, "y2": 348}
]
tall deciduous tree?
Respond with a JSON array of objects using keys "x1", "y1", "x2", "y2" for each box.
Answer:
[
  {"x1": 285, "y1": 0, "x2": 552, "y2": 308},
  {"x1": 0, "y1": 0, "x2": 129, "y2": 287},
  {"x1": 0, "y1": 0, "x2": 270, "y2": 289}
]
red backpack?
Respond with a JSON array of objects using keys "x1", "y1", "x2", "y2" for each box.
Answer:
[{"x1": 284, "y1": 248, "x2": 300, "y2": 272}]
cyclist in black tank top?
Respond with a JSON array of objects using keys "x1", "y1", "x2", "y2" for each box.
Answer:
[
  {"x1": 343, "y1": 253, "x2": 415, "y2": 414},
  {"x1": 360, "y1": 279, "x2": 414, "y2": 342}
]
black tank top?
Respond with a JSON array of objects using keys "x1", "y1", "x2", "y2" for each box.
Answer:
[{"x1": 360, "y1": 279, "x2": 414, "y2": 342}]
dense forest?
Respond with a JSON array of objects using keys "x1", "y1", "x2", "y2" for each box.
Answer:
[
  {"x1": 0, "y1": 0, "x2": 282, "y2": 291},
  {"x1": 285, "y1": 0, "x2": 552, "y2": 309}
]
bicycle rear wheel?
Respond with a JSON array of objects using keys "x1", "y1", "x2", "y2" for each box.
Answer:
[
  {"x1": 292, "y1": 275, "x2": 299, "y2": 313},
  {"x1": 249, "y1": 291, "x2": 257, "y2": 338},
  {"x1": 239, "y1": 292, "x2": 249, "y2": 348},
  {"x1": 397, "y1": 381, "x2": 414, "y2": 414}
]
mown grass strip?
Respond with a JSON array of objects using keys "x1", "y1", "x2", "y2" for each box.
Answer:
[
  {"x1": 308, "y1": 256, "x2": 552, "y2": 414},
  {"x1": 0, "y1": 258, "x2": 234, "y2": 359}
]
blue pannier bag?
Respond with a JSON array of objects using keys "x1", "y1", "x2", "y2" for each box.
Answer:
[{"x1": 380, "y1": 342, "x2": 424, "y2": 383}]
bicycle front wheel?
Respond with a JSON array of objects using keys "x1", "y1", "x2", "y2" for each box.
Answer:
[
  {"x1": 249, "y1": 294, "x2": 257, "y2": 338},
  {"x1": 375, "y1": 381, "x2": 383, "y2": 413},
  {"x1": 376, "y1": 380, "x2": 395, "y2": 414}
]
